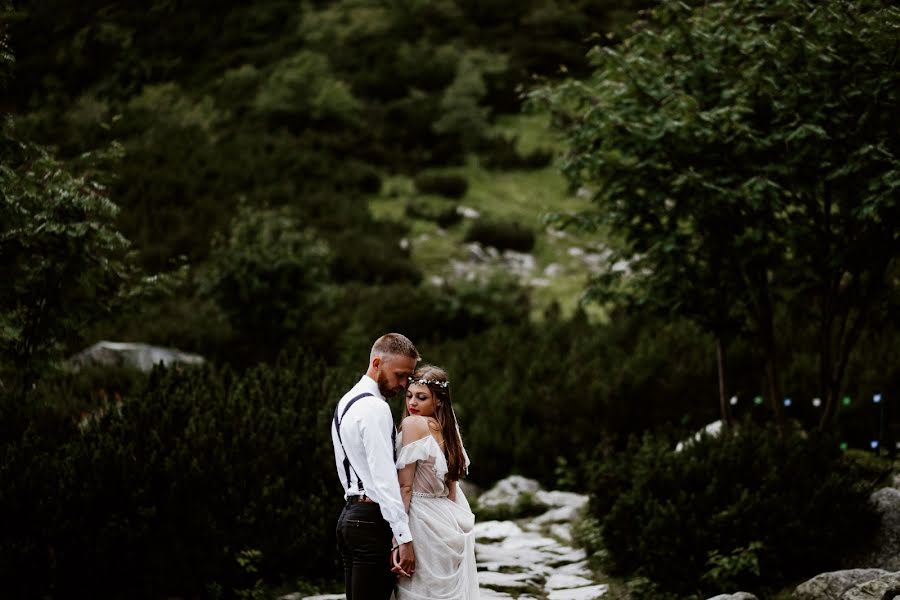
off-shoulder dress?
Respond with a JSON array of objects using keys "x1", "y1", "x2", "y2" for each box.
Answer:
[{"x1": 394, "y1": 434, "x2": 479, "y2": 600}]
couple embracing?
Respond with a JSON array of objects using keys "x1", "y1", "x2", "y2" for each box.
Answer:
[{"x1": 331, "y1": 333, "x2": 480, "y2": 600}]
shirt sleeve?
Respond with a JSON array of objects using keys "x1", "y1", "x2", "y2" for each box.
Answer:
[{"x1": 359, "y1": 401, "x2": 413, "y2": 544}]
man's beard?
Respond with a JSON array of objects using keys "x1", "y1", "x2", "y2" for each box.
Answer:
[{"x1": 377, "y1": 371, "x2": 399, "y2": 398}]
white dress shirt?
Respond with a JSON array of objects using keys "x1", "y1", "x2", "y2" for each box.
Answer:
[{"x1": 332, "y1": 374, "x2": 413, "y2": 544}]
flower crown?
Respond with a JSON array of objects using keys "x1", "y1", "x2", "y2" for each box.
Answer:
[{"x1": 408, "y1": 376, "x2": 449, "y2": 389}]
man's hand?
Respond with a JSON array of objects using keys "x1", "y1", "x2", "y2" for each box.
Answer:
[{"x1": 391, "y1": 541, "x2": 416, "y2": 578}]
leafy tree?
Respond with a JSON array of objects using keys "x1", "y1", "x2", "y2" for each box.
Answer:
[
  {"x1": 533, "y1": 0, "x2": 900, "y2": 428},
  {"x1": 0, "y1": 128, "x2": 174, "y2": 395},
  {"x1": 0, "y1": 10, "x2": 162, "y2": 394},
  {"x1": 198, "y1": 204, "x2": 333, "y2": 365}
]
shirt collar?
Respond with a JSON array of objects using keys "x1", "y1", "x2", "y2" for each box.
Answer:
[{"x1": 359, "y1": 374, "x2": 385, "y2": 401}]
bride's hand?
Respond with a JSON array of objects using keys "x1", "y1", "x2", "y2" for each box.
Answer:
[{"x1": 391, "y1": 543, "x2": 415, "y2": 578}]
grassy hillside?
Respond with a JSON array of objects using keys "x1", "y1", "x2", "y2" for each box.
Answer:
[{"x1": 369, "y1": 113, "x2": 608, "y2": 321}]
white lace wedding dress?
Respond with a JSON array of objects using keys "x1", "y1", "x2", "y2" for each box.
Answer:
[{"x1": 394, "y1": 435, "x2": 479, "y2": 600}]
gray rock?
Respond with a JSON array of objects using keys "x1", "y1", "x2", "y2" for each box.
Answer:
[
  {"x1": 840, "y1": 571, "x2": 900, "y2": 600},
  {"x1": 706, "y1": 593, "x2": 758, "y2": 600},
  {"x1": 546, "y1": 573, "x2": 595, "y2": 591},
  {"x1": 547, "y1": 584, "x2": 609, "y2": 599},
  {"x1": 795, "y1": 569, "x2": 891, "y2": 600},
  {"x1": 477, "y1": 475, "x2": 543, "y2": 511},
  {"x1": 534, "y1": 490, "x2": 589, "y2": 510},
  {"x1": 532, "y1": 505, "x2": 580, "y2": 526},
  {"x1": 474, "y1": 520, "x2": 523, "y2": 541},
  {"x1": 863, "y1": 488, "x2": 900, "y2": 571},
  {"x1": 478, "y1": 570, "x2": 540, "y2": 590},
  {"x1": 67, "y1": 341, "x2": 204, "y2": 373}
]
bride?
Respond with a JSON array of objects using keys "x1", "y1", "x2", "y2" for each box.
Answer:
[{"x1": 393, "y1": 365, "x2": 479, "y2": 600}]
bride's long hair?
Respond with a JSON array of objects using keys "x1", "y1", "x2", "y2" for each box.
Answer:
[{"x1": 403, "y1": 365, "x2": 468, "y2": 481}]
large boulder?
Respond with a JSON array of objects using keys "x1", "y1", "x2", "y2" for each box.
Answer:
[
  {"x1": 856, "y1": 487, "x2": 900, "y2": 571},
  {"x1": 840, "y1": 571, "x2": 900, "y2": 600},
  {"x1": 795, "y1": 569, "x2": 891, "y2": 600},
  {"x1": 67, "y1": 341, "x2": 205, "y2": 373},
  {"x1": 706, "y1": 593, "x2": 758, "y2": 600},
  {"x1": 477, "y1": 475, "x2": 543, "y2": 512}
]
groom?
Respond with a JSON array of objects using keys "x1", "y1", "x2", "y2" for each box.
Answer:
[{"x1": 332, "y1": 333, "x2": 419, "y2": 600}]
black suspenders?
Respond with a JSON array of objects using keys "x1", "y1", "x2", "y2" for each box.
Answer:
[{"x1": 333, "y1": 392, "x2": 398, "y2": 494}]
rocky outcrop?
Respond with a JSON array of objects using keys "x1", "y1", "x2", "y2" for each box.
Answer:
[
  {"x1": 856, "y1": 487, "x2": 900, "y2": 571},
  {"x1": 840, "y1": 571, "x2": 900, "y2": 600},
  {"x1": 795, "y1": 569, "x2": 892, "y2": 600},
  {"x1": 706, "y1": 593, "x2": 758, "y2": 600},
  {"x1": 476, "y1": 474, "x2": 544, "y2": 512},
  {"x1": 67, "y1": 340, "x2": 205, "y2": 372}
]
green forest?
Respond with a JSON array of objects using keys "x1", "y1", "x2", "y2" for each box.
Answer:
[{"x1": 2, "y1": 0, "x2": 899, "y2": 598}]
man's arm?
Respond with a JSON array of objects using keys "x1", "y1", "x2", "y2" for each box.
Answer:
[{"x1": 358, "y1": 401, "x2": 413, "y2": 546}]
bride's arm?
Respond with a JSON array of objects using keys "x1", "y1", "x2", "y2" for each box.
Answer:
[
  {"x1": 397, "y1": 416, "x2": 429, "y2": 513},
  {"x1": 447, "y1": 479, "x2": 457, "y2": 503},
  {"x1": 398, "y1": 463, "x2": 416, "y2": 513}
]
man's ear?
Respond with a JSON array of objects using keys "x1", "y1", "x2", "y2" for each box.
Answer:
[{"x1": 371, "y1": 356, "x2": 381, "y2": 370}]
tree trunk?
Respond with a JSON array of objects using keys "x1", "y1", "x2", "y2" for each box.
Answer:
[
  {"x1": 758, "y1": 290, "x2": 784, "y2": 430},
  {"x1": 716, "y1": 335, "x2": 731, "y2": 427}
]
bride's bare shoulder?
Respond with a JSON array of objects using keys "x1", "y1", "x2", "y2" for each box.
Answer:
[{"x1": 400, "y1": 415, "x2": 431, "y2": 440}]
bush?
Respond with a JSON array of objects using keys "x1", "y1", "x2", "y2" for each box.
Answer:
[
  {"x1": 404, "y1": 199, "x2": 463, "y2": 228},
  {"x1": 428, "y1": 311, "x2": 719, "y2": 487},
  {"x1": 588, "y1": 422, "x2": 879, "y2": 597},
  {"x1": 330, "y1": 232, "x2": 422, "y2": 286},
  {"x1": 464, "y1": 220, "x2": 536, "y2": 252},
  {"x1": 413, "y1": 172, "x2": 469, "y2": 198},
  {"x1": 477, "y1": 134, "x2": 553, "y2": 170},
  {"x1": 0, "y1": 353, "x2": 348, "y2": 599}
]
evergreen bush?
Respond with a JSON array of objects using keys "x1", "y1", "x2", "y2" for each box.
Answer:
[
  {"x1": 588, "y1": 423, "x2": 880, "y2": 597},
  {"x1": 0, "y1": 354, "x2": 345, "y2": 599},
  {"x1": 477, "y1": 134, "x2": 553, "y2": 170},
  {"x1": 412, "y1": 172, "x2": 469, "y2": 199},
  {"x1": 464, "y1": 220, "x2": 536, "y2": 252},
  {"x1": 404, "y1": 199, "x2": 462, "y2": 228}
]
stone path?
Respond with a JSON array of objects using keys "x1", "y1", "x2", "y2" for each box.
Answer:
[
  {"x1": 474, "y1": 488, "x2": 608, "y2": 600},
  {"x1": 298, "y1": 480, "x2": 609, "y2": 600}
]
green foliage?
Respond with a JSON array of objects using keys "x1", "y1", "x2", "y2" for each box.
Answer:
[
  {"x1": 404, "y1": 199, "x2": 462, "y2": 229},
  {"x1": 0, "y1": 353, "x2": 345, "y2": 599},
  {"x1": 464, "y1": 219, "x2": 536, "y2": 252},
  {"x1": 413, "y1": 172, "x2": 469, "y2": 199},
  {"x1": 253, "y1": 50, "x2": 362, "y2": 126},
  {"x1": 477, "y1": 134, "x2": 553, "y2": 171},
  {"x1": 0, "y1": 124, "x2": 167, "y2": 391},
  {"x1": 588, "y1": 423, "x2": 879, "y2": 597},
  {"x1": 198, "y1": 204, "x2": 333, "y2": 362},
  {"x1": 533, "y1": 0, "x2": 900, "y2": 424},
  {"x1": 702, "y1": 541, "x2": 763, "y2": 592},
  {"x1": 432, "y1": 50, "x2": 503, "y2": 152},
  {"x1": 430, "y1": 311, "x2": 719, "y2": 486},
  {"x1": 329, "y1": 229, "x2": 422, "y2": 286}
]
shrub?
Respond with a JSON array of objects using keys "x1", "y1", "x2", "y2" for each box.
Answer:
[
  {"x1": 413, "y1": 172, "x2": 469, "y2": 198},
  {"x1": 428, "y1": 311, "x2": 718, "y2": 487},
  {"x1": 478, "y1": 134, "x2": 553, "y2": 170},
  {"x1": 330, "y1": 233, "x2": 422, "y2": 286},
  {"x1": 0, "y1": 353, "x2": 348, "y2": 599},
  {"x1": 464, "y1": 220, "x2": 536, "y2": 252},
  {"x1": 589, "y1": 422, "x2": 879, "y2": 597},
  {"x1": 404, "y1": 199, "x2": 463, "y2": 228}
]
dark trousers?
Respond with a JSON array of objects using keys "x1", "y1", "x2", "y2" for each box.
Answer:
[{"x1": 335, "y1": 501, "x2": 394, "y2": 600}]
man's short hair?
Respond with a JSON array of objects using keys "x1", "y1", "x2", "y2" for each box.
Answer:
[{"x1": 370, "y1": 333, "x2": 421, "y2": 363}]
